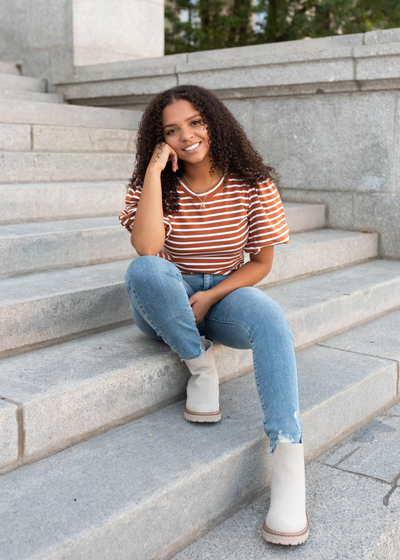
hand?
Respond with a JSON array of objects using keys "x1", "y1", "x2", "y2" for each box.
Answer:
[
  {"x1": 189, "y1": 290, "x2": 215, "y2": 325},
  {"x1": 149, "y1": 142, "x2": 179, "y2": 173}
]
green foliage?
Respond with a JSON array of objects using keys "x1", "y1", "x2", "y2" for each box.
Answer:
[{"x1": 165, "y1": 0, "x2": 400, "y2": 54}]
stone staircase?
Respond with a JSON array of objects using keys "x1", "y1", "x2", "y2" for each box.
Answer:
[{"x1": 0, "y1": 61, "x2": 400, "y2": 559}]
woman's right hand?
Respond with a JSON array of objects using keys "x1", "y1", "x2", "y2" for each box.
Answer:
[{"x1": 149, "y1": 142, "x2": 179, "y2": 173}]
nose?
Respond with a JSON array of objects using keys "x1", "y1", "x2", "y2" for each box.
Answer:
[{"x1": 180, "y1": 125, "x2": 194, "y2": 142}]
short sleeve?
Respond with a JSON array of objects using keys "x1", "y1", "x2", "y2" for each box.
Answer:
[
  {"x1": 119, "y1": 178, "x2": 173, "y2": 239},
  {"x1": 244, "y1": 179, "x2": 289, "y2": 254}
]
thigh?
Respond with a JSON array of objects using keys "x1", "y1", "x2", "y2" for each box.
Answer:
[{"x1": 204, "y1": 286, "x2": 288, "y2": 349}]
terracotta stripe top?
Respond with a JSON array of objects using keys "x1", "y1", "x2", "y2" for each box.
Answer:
[{"x1": 119, "y1": 172, "x2": 289, "y2": 275}]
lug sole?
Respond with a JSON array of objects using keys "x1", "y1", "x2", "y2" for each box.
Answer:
[
  {"x1": 183, "y1": 405, "x2": 221, "y2": 423},
  {"x1": 262, "y1": 516, "x2": 309, "y2": 546}
]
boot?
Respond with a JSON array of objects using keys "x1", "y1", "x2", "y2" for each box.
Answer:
[
  {"x1": 183, "y1": 336, "x2": 221, "y2": 423},
  {"x1": 263, "y1": 442, "x2": 309, "y2": 546}
]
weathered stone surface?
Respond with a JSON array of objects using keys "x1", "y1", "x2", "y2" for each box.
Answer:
[
  {"x1": 0, "y1": 352, "x2": 397, "y2": 560},
  {"x1": 0, "y1": 151, "x2": 135, "y2": 183},
  {"x1": 0, "y1": 216, "x2": 137, "y2": 277},
  {"x1": 253, "y1": 91, "x2": 396, "y2": 194},
  {"x1": 0, "y1": 124, "x2": 30, "y2": 151},
  {"x1": 0, "y1": 99, "x2": 142, "y2": 129},
  {"x1": 0, "y1": 89, "x2": 63, "y2": 103},
  {"x1": 32, "y1": 125, "x2": 137, "y2": 152},
  {"x1": 0, "y1": 181, "x2": 127, "y2": 224},
  {"x1": 282, "y1": 202, "x2": 326, "y2": 232},
  {"x1": 0, "y1": 62, "x2": 20, "y2": 75},
  {"x1": 320, "y1": 308, "x2": 400, "y2": 362},
  {"x1": 0, "y1": 74, "x2": 46, "y2": 93},
  {"x1": 0, "y1": 400, "x2": 18, "y2": 472},
  {"x1": 365, "y1": 27, "x2": 400, "y2": 45}
]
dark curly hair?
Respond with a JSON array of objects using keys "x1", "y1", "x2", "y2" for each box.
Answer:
[{"x1": 130, "y1": 84, "x2": 277, "y2": 216}]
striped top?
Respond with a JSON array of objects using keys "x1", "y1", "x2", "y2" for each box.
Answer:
[{"x1": 119, "y1": 172, "x2": 289, "y2": 275}]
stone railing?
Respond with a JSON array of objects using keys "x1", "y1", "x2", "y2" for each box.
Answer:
[{"x1": 56, "y1": 28, "x2": 400, "y2": 259}]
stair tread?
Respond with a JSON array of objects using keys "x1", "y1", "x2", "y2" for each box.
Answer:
[
  {"x1": 0, "y1": 338, "x2": 397, "y2": 560},
  {"x1": 172, "y1": 401, "x2": 400, "y2": 560}
]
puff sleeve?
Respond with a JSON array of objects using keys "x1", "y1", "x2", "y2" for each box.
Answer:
[
  {"x1": 244, "y1": 179, "x2": 289, "y2": 254},
  {"x1": 119, "y1": 178, "x2": 173, "y2": 239}
]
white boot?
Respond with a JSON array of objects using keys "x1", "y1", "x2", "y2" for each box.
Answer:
[
  {"x1": 263, "y1": 442, "x2": 309, "y2": 546},
  {"x1": 183, "y1": 336, "x2": 221, "y2": 423}
]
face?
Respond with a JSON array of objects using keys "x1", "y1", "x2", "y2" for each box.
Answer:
[{"x1": 161, "y1": 99, "x2": 210, "y2": 165}]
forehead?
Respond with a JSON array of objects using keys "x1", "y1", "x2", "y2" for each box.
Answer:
[{"x1": 162, "y1": 99, "x2": 198, "y2": 125}]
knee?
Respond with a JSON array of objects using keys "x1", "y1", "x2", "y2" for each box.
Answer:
[{"x1": 125, "y1": 256, "x2": 175, "y2": 288}]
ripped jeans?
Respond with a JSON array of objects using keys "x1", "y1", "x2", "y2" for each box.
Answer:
[{"x1": 124, "y1": 255, "x2": 303, "y2": 453}]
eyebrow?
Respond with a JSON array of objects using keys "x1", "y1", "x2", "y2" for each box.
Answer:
[{"x1": 162, "y1": 114, "x2": 202, "y2": 130}]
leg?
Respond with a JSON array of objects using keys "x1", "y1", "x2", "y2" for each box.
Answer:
[
  {"x1": 124, "y1": 256, "x2": 205, "y2": 359},
  {"x1": 205, "y1": 286, "x2": 302, "y2": 453}
]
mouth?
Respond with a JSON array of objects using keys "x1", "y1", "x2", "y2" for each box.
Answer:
[{"x1": 183, "y1": 141, "x2": 201, "y2": 153}]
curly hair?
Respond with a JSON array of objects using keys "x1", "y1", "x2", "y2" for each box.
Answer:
[{"x1": 130, "y1": 84, "x2": 277, "y2": 216}]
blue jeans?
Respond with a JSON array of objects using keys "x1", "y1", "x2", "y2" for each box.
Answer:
[{"x1": 124, "y1": 255, "x2": 303, "y2": 453}]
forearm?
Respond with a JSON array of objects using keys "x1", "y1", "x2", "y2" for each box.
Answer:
[
  {"x1": 131, "y1": 167, "x2": 165, "y2": 255},
  {"x1": 207, "y1": 260, "x2": 272, "y2": 305}
]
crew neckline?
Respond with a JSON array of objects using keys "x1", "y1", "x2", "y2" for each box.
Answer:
[{"x1": 178, "y1": 173, "x2": 226, "y2": 200}]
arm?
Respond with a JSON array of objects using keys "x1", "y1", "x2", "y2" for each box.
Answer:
[
  {"x1": 188, "y1": 246, "x2": 274, "y2": 324},
  {"x1": 208, "y1": 246, "x2": 274, "y2": 305},
  {"x1": 131, "y1": 143, "x2": 178, "y2": 256}
]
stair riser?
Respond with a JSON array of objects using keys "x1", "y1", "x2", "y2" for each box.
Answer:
[
  {"x1": 0, "y1": 62, "x2": 21, "y2": 75},
  {"x1": 0, "y1": 230, "x2": 377, "y2": 279},
  {"x1": 0, "y1": 99, "x2": 142, "y2": 129},
  {"x1": 0, "y1": 183, "x2": 127, "y2": 224},
  {"x1": 0, "y1": 74, "x2": 46, "y2": 92},
  {"x1": 0, "y1": 152, "x2": 135, "y2": 183},
  {"x1": 0, "y1": 123, "x2": 137, "y2": 153},
  {"x1": 0, "y1": 89, "x2": 63, "y2": 103},
  {"x1": 1, "y1": 230, "x2": 136, "y2": 278}
]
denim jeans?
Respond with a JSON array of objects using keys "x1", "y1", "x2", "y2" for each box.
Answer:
[{"x1": 124, "y1": 255, "x2": 303, "y2": 453}]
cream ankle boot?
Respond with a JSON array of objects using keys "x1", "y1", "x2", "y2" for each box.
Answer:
[
  {"x1": 183, "y1": 336, "x2": 221, "y2": 423},
  {"x1": 263, "y1": 442, "x2": 309, "y2": 546}
]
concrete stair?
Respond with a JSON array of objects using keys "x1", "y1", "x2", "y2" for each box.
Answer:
[{"x1": 0, "y1": 61, "x2": 399, "y2": 559}]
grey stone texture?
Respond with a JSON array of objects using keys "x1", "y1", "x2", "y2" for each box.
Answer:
[
  {"x1": 0, "y1": 73, "x2": 46, "y2": 92},
  {"x1": 0, "y1": 181, "x2": 128, "y2": 223},
  {"x1": 0, "y1": 151, "x2": 135, "y2": 183},
  {"x1": 0, "y1": 216, "x2": 137, "y2": 277},
  {"x1": 0, "y1": 358, "x2": 398, "y2": 559},
  {"x1": 173, "y1": 403, "x2": 400, "y2": 560},
  {"x1": 0, "y1": 61, "x2": 20, "y2": 75},
  {"x1": 0, "y1": 400, "x2": 18, "y2": 471},
  {"x1": 0, "y1": 89, "x2": 63, "y2": 103}
]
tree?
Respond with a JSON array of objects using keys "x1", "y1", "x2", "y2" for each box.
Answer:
[{"x1": 165, "y1": 0, "x2": 400, "y2": 54}]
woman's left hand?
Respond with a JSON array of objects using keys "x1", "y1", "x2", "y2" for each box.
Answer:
[{"x1": 189, "y1": 291, "x2": 215, "y2": 324}]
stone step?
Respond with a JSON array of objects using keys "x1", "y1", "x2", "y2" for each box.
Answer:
[
  {"x1": 0, "y1": 151, "x2": 135, "y2": 183},
  {"x1": 0, "y1": 216, "x2": 137, "y2": 277},
  {"x1": 0, "y1": 73, "x2": 47, "y2": 92},
  {"x1": 0, "y1": 181, "x2": 128, "y2": 224},
  {"x1": 0, "y1": 183, "x2": 325, "y2": 227},
  {"x1": 0, "y1": 123, "x2": 137, "y2": 152},
  {"x1": 0, "y1": 321, "x2": 398, "y2": 557},
  {"x1": 2, "y1": 297, "x2": 398, "y2": 474},
  {"x1": 1, "y1": 258, "x2": 398, "y2": 355},
  {"x1": 173, "y1": 400, "x2": 400, "y2": 560},
  {"x1": 0, "y1": 99, "x2": 142, "y2": 129},
  {"x1": 0, "y1": 221, "x2": 376, "y2": 280},
  {"x1": 0, "y1": 62, "x2": 21, "y2": 75},
  {"x1": 0, "y1": 88, "x2": 63, "y2": 103}
]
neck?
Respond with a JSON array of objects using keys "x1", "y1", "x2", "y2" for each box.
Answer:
[{"x1": 183, "y1": 159, "x2": 222, "y2": 193}]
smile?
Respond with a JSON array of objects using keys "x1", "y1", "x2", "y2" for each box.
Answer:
[{"x1": 183, "y1": 142, "x2": 201, "y2": 152}]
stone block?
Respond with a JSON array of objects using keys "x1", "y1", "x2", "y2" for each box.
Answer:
[
  {"x1": 364, "y1": 28, "x2": 400, "y2": 45},
  {"x1": 30, "y1": 0, "x2": 73, "y2": 50},
  {"x1": 355, "y1": 43, "x2": 400, "y2": 82},
  {"x1": 0, "y1": 259, "x2": 132, "y2": 353},
  {"x1": 0, "y1": 181, "x2": 127, "y2": 223},
  {"x1": 0, "y1": 400, "x2": 18, "y2": 472},
  {"x1": 0, "y1": 124, "x2": 31, "y2": 151},
  {"x1": 259, "y1": 229, "x2": 378, "y2": 287},
  {"x1": 0, "y1": 89, "x2": 63, "y2": 103},
  {"x1": 32, "y1": 125, "x2": 137, "y2": 152},
  {"x1": 0, "y1": 99, "x2": 142, "y2": 129},
  {"x1": 222, "y1": 98, "x2": 254, "y2": 139},
  {"x1": 253, "y1": 91, "x2": 396, "y2": 194},
  {"x1": 0, "y1": 217, "x2": 137, "y2": 277},
  {"x1": 0, "y1": 61, "x2": 20, "y2": 75},
  {"x1": 0, "y1": 152, "x2": 135, "y2": 183},
  {"x1": 321, "y1": 308, "x2": 400, "y2": 362},
  {"x1": 0, "y1": 74, "x2": 46, "y2": 93},
  {"x1": 282, "y1": 201, "x2": 326, "y2": 232}
]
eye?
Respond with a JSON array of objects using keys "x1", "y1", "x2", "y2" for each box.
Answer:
[
  {"x1": 166, "y1": 128, "x2": 177, "y2": 135},
  {"x1": 191, "y1": 120, "x2": 202, "y2": 126}
]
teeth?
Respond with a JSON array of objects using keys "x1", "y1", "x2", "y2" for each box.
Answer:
[{"x1": 184, "y1": 142, "x2": 200, "y2": 151}]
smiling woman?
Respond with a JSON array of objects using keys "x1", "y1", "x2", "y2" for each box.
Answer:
[{"x1": 119, "y1": 84, "x2": 309, "y2": 547}]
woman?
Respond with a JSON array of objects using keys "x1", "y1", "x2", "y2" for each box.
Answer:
[{"x1": 119, "y1": 84, "x2": 309, "y2": 546}]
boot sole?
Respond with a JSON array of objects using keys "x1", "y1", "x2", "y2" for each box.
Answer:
[
  {"x1": 262, "y1": 516, "x2": 309, "y2": 546},
  {"x1": 183, "y1": 405, "x2": 221, "y2": 423}
]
